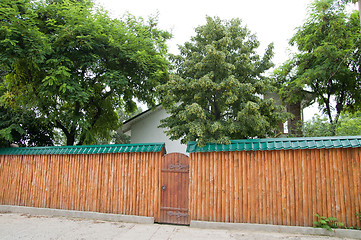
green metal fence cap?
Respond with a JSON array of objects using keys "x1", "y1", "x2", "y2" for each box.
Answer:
[
  {"x1": 0, "y1": 143, "x2": 165, "y2": 155},
  {"x1": 186, "y1": 136, "x2": 361, "y2": 153}
]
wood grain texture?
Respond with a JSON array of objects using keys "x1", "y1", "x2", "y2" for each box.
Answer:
[
  {"x1": 189, "y1": 148, "x2": 361, "y2": 228},
  {"x1": 0, "y1": 151, "x2": 163, "y2": 218},
  {"x1": 159, "y1": 153, "x2": 190, "y2": 225}
]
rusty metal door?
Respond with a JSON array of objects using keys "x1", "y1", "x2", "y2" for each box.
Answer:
[{"x1": 159, "y1": 153, "x2": 190, "y2": 225}]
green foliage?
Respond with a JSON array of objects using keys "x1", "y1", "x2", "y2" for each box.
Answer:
[
  {"x1": 275, "y1": 0, "x2": 361, "y2": 135},
  {"x1": 336, "y1": 111, "x2": 361, "y2": 135},
  {"x1": 0, "y1": 69, "x2": 53, "y2": 146},
  {"x1": 158, "y1": 16, "x2": 288, "y2": 146},
  {"x1": 302, "y1": 111, "x2": 361, "y2": 137},
  {"x1": 0, "y1": 0, "x2": 170, "y2": 145},
  {"x1": 0, "y1": 106, "x2": 54, "y2": 147},
  {"x1": 303, "y1": 114, "x2": 335, "y2": 137},
  {"x1": 94, "y1": 107, "x2": 143, "y2": 145},
  {"x1": 313, "y1": 213, "x2": 344, "y2": 231}
]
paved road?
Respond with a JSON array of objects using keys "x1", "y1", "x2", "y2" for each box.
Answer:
[{"x1": 0, "y1": 213, "x2": 355, "y2": 240}]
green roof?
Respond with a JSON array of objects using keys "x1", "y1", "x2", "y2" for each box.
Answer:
[
  {"x1": 0, "y1": 143, "x2": 165, "y2": 155},
  {"x1": 186, "y1": 136, "x2": 361, "y2": 153}
]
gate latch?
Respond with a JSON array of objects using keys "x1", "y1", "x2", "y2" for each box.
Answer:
[{"x1": 161, "y1": 185, "x2": 166, "y2": 190}]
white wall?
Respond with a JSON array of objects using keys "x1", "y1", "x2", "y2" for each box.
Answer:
[{"x1": 129, "y1": 107, "x2": 187, "y2": 154}]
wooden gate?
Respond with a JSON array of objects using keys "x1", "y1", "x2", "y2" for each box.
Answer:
[{"x1": 159, "y1": 153, "x2": 190, "y2": 225}]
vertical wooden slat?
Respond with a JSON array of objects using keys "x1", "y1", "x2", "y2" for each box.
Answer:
[
  {"x1": 197, "y1": 152, "x2": 202, "y2": 220},
  {"x1": 279, "y1": 150, "x2": 286, "y2": 225},
  {"x1": 189, "y1": 153, "x2": 194, "y2": 221},
  {"x1": 328, "y1": 149, "x2": 336, "y2": 220},
  {"x1": 224, "y1": 151, "x2": 229, "y2": 222},
  {"x1": 342, "y1": 148, "x2": 351, "y2": 226},
  {"x1": 221, "y1": 151, "x2": 226, "y2": 222},
  {"x1": 293, "y1": 150, "x2": 300, "y2": 226},
  {"x1": 255, "y1": 151, "x2": 261, "y2": 224},
  {"x1": 324, "y1": 149, "x2": 332, "y2": 220},
  {"x1": 288, "y1": 150, "x2": 298, "y2": 226},
  {"x1": 233, "y1": 152, "x2": 239, "y2": 223},
  {"x1": 201, "y1": 152, "x2": 206, "y2": 220},
  {"x1": 238, "y1": 152, "x2": 243, "y2": 223},
  {"x1": 249, "y1": 151, "x2": 255, "y2": 223},
  {"x1": 332, "y1": 148, "x2": 341, "y2": 221},
  {"x1": 352, "y1": 148, "x2": 361, "y2": 228},
  {"x1": 346, "y1": 148, "x2": 356, "y2": 227},
  {"x1": 263, "y1": 151, "x2": 268, "y2": 224},
  {"x1": 229, "y1": 152, "x2": 234, "y2": 223},
  {"x1": 310, "y1": 149, "x2": 317, "y2": 224},
  {"x1": 209, "y1": 152, "x2": 215, "y2": 221},
  {"x1": 319, "y1": 149, "x2": 327, "y2": 218},
  {"x1": 337, "y1": 148, "x2": 346, "y2": 224},
  {"x1": 215, "y1": 152, "x2": 221, "y2": 222},
  {"x1": 205, "y1": 151, "x2": 210, "y2": 221}
]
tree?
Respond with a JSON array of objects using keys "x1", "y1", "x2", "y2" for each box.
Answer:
[
  {"x1": 94, "y1": 107, "x2": 143, "y2": 145},
  {"x1": 302, "y1": 114, "x2": 335, "y2": 137},
  {"x1": 0, "y1": 0, "x2": 170, "y2": 145},
  {"x1": 276, "y1": 0, "x2": 361, "y2": 135},
  {"x1": 158, "y1": 16, "x2": 288, "y2": 146},
  {"x1": 0, "y1": 107, "x2": 54, "y2": 147},
  {"x1": 0, "y1": 73, "x2": 54, "y2": 147},
  {"x1": 302, "y1": 112, "x2": 361, "y2": 137},
  {"x1": 339, "y1": 0, "x2": 361, "y2": 26},
  {"x1": 335, "y1": 111, "x2": 361, "y2": 135},
  {"x1": 272, "y1": 59, "x2": 315, "y2": 136}
]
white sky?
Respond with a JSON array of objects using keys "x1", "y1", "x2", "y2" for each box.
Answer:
[
  {"x1": 95, "y1": 0, "x2": 314, "y2": 65},
  {"x1": 94, "y1": 0, "x2": 358, "y2": 121}
]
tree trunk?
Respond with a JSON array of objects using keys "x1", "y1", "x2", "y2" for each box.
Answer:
[{"x1": 66, "y1": 133, "x2": 76, "y2": 146}]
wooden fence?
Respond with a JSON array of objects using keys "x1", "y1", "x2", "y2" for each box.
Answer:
[
  {"x1": 189, "y1": 147, "x2": 361, "y2": 228},
  {"x1": 1, "y1": 138, "x2": 361, "y2": 228},
  {"x1": 0, "y1": 151, "x2": 163, "y2": 220}
]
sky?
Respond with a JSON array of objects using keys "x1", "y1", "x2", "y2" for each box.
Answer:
[
  {"x1": 93, "y1": 0, "x2": 357, "y2": 121},
  {"x1": 94, "y1": 0, "x2": 314, "y2": 65}
]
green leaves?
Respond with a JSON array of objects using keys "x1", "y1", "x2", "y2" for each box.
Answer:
[
  {"x1": 0, "y1": 0, "x2": 171, "y2": 145},
  {"x1": 158, "y1": 16, "x2": 287, "y2": 146},
  {"x1": 275, "y1": 0, "x2": 361, "y2": 135},
  {"x1": 313, "y1": 213, "x2": 344, "y2": 231}
]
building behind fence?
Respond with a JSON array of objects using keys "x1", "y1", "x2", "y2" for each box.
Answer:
[{"x1": 0, "y1": 136, "x2": 360, "y2": 228}]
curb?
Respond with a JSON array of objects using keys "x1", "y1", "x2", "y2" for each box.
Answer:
[
  {"x1": 190, "y1": 221, "x2": 361, "y2": 239},
  {"x1": 0, "y1": 205, "x2": 154, "y2": 224}
]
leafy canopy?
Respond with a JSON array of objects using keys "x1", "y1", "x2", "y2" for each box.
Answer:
[
  {"x1": 0, "y1": 0, "x2": 171, "y2": 145},
  {"x1": 276, "y1": 0, "x2": 361, "y2": 135},
  {"x1": 158, "y1": 16, "x2": 287, "y2": 146}
]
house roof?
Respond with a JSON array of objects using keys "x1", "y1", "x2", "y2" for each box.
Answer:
[
  {"x1": 0, "y1": 143, "x2": 165, "y2": 155},
  {"x1": 122, "y1": 105, "x2": 162, "y2": 132},
  {"x1": 186, "y1": 136, "x2": 361, "y2": 153}
]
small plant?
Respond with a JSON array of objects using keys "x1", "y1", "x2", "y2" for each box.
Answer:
[{"x1": 313, "y1": 213, "x2": 344, "y2": 232}]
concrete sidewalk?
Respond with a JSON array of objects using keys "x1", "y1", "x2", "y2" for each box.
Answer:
[{"x1": 0, "y1": 213, "x2": 358, "y2": 240}]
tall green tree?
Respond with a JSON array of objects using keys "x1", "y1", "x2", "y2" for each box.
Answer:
[
  {"x1": 158, "y1": 16, "x2": 287, "y2": 146},
  {"x1": 276, "y1": 0, "x2": 361, "y2": 135},
  {"x1": 0, "y1": 0, "x2": 170, "y2": 145}
]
